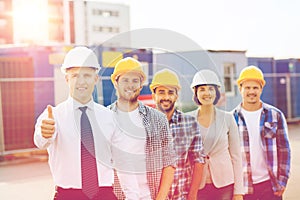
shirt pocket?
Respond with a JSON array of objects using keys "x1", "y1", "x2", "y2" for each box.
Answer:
[
  {"x1": 174, "y1": 137, "x2": 190, "y2": 159},
  {"x1": 263, "y1": 121, "x2": 277, "y2": 138}
]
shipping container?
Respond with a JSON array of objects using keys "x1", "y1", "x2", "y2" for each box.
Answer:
[
  {"x1": 0, "y1": 46, "x2": 55, "y2": 153},
  {"x1": 248, "y1": 57, "x2": 276, "y2": 105}
]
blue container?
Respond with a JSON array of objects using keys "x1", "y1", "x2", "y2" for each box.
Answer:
[
  {"x1": 29, "y1": 46, "x2": 55, "y2": 119},
  {"x1": 0, "y1": 46, "x2": 55, "y2": 120},
  {"x1": 34, "y1": 81, "x2": 54, "y2": 119},
  {"x1": 284, "y1": 59, "x2": 300, "y2": 118},
  {"x1": 248, "y1": 57, "x2": 275, "y2": 106},
  {"x1": 294, "y1": 60, "x2": 300, "y2": 118},
  {"x1": 99, "y1": 67, "x2": 116, "y2": 106},
  {"x1": 274, "y1": 59, "x2": 289, "y2": 117},
  {"x1": 248, "y1": 57, "x2": 274, "y2": 73}
]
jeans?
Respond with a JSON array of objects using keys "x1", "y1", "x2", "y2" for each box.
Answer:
[
  {"x1": 244, "y1": 180, "x2": 282, "y2": 200},
  {"x1": 197, "y1": 183, "x2": 233, "y2": 200},
  {"x1": 54, "y1": 186, "x2": 117, "y2": 200}
]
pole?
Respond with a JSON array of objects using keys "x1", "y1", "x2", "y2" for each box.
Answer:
[
  {"x1": 0, "y1": 82, "x2": 5, "y2": 157},
  {"x1": 286, "y1": 74, "x2": 292, "y2": 119}
]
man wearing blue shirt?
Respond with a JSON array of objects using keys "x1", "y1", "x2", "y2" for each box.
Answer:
[{"x1": 233, "y1": 66, "x2": 291, "y2": 200}]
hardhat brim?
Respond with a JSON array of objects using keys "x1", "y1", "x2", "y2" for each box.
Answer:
[
  {"x1": 190, "y1": 83, "x2": 221, "y2": 90},
  {"x1": 150, "y1": 83, "x2": 181, "y2": 93},
  {"x1": 111, "y1": 69, "x2": 146, "y2": 85},
  {"x1": 237, "y1": 78, "x2": 266, "y2": 87},
  {"x1": 61, "y1": 66, "x2": 100, "y2": 74}
]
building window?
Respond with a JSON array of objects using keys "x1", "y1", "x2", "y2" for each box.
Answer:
[
  {"x1": 93, "y1": 26, "x2": 119, "y2": 33},
  {"x1": 223, "y1": 62, "x2": 235, "y2": 96},
  {"x1": 92, "y1": 9, "x2": 119, "y2": 17}
]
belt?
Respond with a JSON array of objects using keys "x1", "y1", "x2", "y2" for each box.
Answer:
[{"x1": 56, "y1": 186, "x2": 113, "y2": 191}]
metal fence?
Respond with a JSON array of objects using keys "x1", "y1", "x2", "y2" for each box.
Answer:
[{"x1": 0, "y1": 56, "x2": 54, "y2": 156}]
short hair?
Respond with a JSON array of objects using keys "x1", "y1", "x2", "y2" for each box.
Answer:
[
  {"x1": 192, "y1": 84, "x2": 221, "y2": 106},
  {"x1": 115, "y1": 74, "x2": 143, "y2": 85},
  {"x1": 65, "y1": 67, "x2": 98, "y2": 74},
  {"x1": 152, "y1": 86, "x2": 178, "y2": 95},
  {"x1": 239, "y1": 80, "x2": 264, "y2": 89}
]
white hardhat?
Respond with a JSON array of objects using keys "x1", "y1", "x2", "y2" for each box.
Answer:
[
  {"x1": 190, "y1": 69, "x2": 221, "y2": 89},
  {"x1": 61, "y1": 46, "x2": 100, "y2": 74}
]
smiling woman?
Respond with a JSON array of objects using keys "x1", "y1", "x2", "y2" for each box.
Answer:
[{"x1": 12, "y1": 0, "x2": 48, "y2": 43}]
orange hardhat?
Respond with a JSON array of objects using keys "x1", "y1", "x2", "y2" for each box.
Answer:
[
  {"x1": 237, "y1": 65, "x2": 266, "y2": 87},
  {"x1": 111, "y1": 57, "x2": 146, "y2": 85},
  {"x1": 150, "y1": 69, "x2": 181, "y2": 93}
]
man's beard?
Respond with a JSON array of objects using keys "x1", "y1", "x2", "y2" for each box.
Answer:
[
  {"x1": 119, "y1": 92, "x2": 139, "y2": 103},
  {"x1": 246, "y1": 94, "x2": 258, "y2": 104},
  {"x1": 157, "y1": 100, "x2": 175, "y2": 113}
]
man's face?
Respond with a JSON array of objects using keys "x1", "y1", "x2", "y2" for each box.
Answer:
[
  {"x1": 239, "y1": 80, "x2": 263, "y2": 106},
  {"x1": 65, "y1": 67, "x2": 98, "y2": 104},
  {"x1": 115, "y1": 71, "x2": 143, "y2": 103},
  {"x1": 196, "y1": 85, "x2": 216, "y2": 106},
  {"x1": 152, "y1": 86, "x2": 178, "y2": 113}
]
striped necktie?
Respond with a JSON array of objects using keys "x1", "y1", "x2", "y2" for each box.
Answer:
[{"x1": 79, "y1": 106, "x2": 99, "y2": 199}]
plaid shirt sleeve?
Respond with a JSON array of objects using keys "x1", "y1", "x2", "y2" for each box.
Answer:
[
  {"x1": 168, "y1": 110, "x2": 205, "y2": 199},
  {"x1": 271, "y1": 108, "x2": 291, "y2": 187},
  {"x1": 141, "y1": 104, "x2": 177, "y2": 199},
  {"x1": 188, "y1": 117, "x2": 205, "y2": 164},
  {"x1": 159, "y1": 113, "x2": 178, "y2": 168}
]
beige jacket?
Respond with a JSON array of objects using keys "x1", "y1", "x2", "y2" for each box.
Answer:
[{"x1": 186, "y1": 108, "x2": 244, "y2": 195}]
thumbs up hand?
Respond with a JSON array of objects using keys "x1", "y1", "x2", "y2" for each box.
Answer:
[
  {"x1": 47, "y1": 104, "x2": 54, "y2": 119},
  {"x1": 41, "y1": 105, "x2": 55, "y2": 139}
]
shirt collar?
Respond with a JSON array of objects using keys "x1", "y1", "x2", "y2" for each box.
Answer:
[
  {"x1": 110, "y1": 101, "x2": 147, "y2": 116},
  {"x1": 67, "y1": 96, "x2": 94, "y2": 111},
  {"x1": 170, "y1": 109, "x2": 181, "y2": 124},
  {"x1": 236, "y1": 100, "x2": 266, "y2": 114}
]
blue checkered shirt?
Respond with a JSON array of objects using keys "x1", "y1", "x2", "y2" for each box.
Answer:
[
  {"x1": 233, "y1": 102, "x2": 291, "y2": 194},
  {"x1": 168, "y1": 109, "x2": 205, "y2": 200},
  {"x1": 109, "y1": 101, "x2": 177, "y2": 200}
]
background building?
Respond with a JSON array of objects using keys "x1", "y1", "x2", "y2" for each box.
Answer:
[
  {"x1": 0, "y1": 0, "x2": 130, "y2": 157},
  {"x1": 71, "y1": 1, "x2": 130, "y2": 46},
  {"x1": 0, "y1": 0, "x2": 130, "y2": 45},
  {"x1": 0, "y1": 0, "x2": 13, "y2": 44}
]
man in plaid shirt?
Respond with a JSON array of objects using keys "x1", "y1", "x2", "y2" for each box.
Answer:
[
  {"x1": 233, "y1": 66, "x2": 291, "y2": 200},
  {"x1": 150, "y1": 69, "x2": 205, "y2": 200},
  {"x1": 109, "y1": 57, "x2": 176, "y2": 200}
]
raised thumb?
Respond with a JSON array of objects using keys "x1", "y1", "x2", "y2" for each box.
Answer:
[{"x1": 47, "y1": 105, "x2": 54, "y2": 119}]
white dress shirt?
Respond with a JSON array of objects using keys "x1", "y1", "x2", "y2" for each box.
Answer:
[{"x1": 34, "y1": 97, "x2": 118, "y2": 188}]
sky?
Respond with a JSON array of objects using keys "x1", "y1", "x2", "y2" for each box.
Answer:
[{"x1": 100, "y1": 0, "x2": 300, "y2": 59}]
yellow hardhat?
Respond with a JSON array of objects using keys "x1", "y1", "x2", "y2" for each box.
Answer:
[
  {"x1": 237, "y1": 65, "x2": 266, "y2": 87},
  {"x1": 150, "y1": 69, "x2": 181, "y2": 93},
  {"x1": 111, "y1": 57, "x2": 146, "y2": 85}
]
